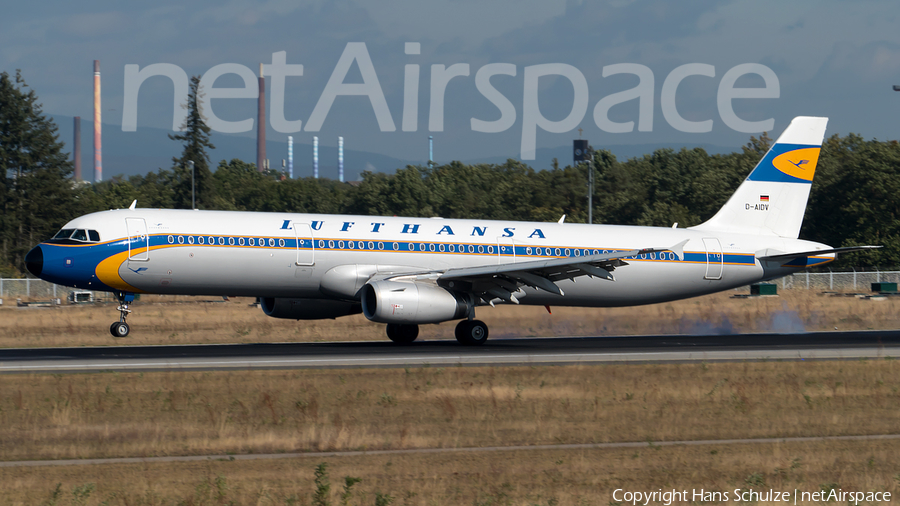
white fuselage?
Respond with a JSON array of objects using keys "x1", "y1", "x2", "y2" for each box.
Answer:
[{"x1": 41, "y1": 209, "x2": 832, "y2": 307}]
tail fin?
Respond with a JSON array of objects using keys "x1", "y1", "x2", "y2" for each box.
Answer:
[{"x1": 691, "y1": 116, "x2": 828, "y2": 238}]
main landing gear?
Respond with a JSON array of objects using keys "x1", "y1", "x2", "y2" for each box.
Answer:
[
  {"x1": 109, "y1": 291, "x2": 134, "y2": 338},
  {"x1": 455, "y1": 319, "x2": 489, "y2": 346},
  {"x1": 386, "y1": 323, "x2": 419, "y2": 344},
  {"x1": 384, "y1": 320, "x2": 489, "y2": 345}
]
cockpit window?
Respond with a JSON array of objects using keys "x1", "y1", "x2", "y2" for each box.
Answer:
[
  {"x1": 53, "y1": 229, "x2": 75, "y2": 240},
  {"x1": 49, "y1": 228, "x2": 101, "y2": 244}
]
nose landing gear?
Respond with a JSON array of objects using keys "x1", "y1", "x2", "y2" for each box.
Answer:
[{"x1": 110, "y1": 291, "x2": 134, "y2": 337}]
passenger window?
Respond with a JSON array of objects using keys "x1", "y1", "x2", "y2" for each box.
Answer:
[
  {"x1": 88, "y1": 230, "x2": 100, "y2": 242},
  {"x1": 71, "y1": 229, "x2": 88, "y2": 241}
]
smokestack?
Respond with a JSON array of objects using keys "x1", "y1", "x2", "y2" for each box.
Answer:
[
  {"x1": 287, "y1": 136, "x2": 293, "y2": 179},
  {"x1": 429, "y1": 135, "x2": 433, "y2": 167},
  {"x1": 338, "y1": 136, "x2": 344, "y2": 183},
  {"x1": 313, "y1": 136, "x2": 318, "y2": 179},
  {"x1": 257, "y1": 63, "x2": 266, "y2": 172},
  {"x1": 93, "y1": 60, "x2": 102, "y2": 183},
  {"x1": 73, "y1": 117, "x2": 81, "y2": 181}
]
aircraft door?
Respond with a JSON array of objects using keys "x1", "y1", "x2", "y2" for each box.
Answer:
[
  {"x1": 294, "y1": 222, "x2": 314, "y2": 266},
  {"x1": 125, "y1": 218, "x2": 149, "y2": 261},
  {"x1": 702, "y1": 237, "x2": 723, "y2": 280},
  {"x1": 497, "y1": 237, "x2": 516, "y2": 264}
]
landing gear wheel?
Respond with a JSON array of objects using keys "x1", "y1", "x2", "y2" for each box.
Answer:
[
  {"x1": 455, "y1": 319, "x2": 489, "y2": 346},
  {"x1": 386, "y1": 323, "x2": 419, "y2": 344},
  {"x1": 110, "y1": 321, "x2": 130, "y2": 338}
]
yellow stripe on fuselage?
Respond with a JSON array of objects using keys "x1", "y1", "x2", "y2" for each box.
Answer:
[{"x1": 94, "y1": 249, "x2": 145, "y2": 293}]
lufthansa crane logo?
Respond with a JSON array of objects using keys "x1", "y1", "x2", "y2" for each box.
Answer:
[{"x1": 772, "y1": 147, "x2": 820, "y2": 181}]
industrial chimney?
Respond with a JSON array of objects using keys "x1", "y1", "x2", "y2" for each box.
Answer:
[
  {"x1": 74, "y1": 117, "x2": 81, "y2": 181},
  {"x1": 338, "y1": 136, "x2": 344, "y2": 183},
  {"x1": 287, "y1": 136, "x2": 293, "y2": 179},
  {"x1": 313, "y1": 136, "x2": 319, "y2": 179},
  {"x1": 257, "y1": 63, "x2": 266, "y2": 172},
  {"x1": 93, "y1": 60, "x2": 102, "y2": 183}
]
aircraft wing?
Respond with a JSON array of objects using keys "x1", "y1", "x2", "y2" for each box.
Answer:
[{"x1": 387, "y1": 240, "x2": 688, "y2": 305}]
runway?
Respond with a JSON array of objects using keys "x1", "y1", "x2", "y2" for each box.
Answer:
[{"x1": 2, "y1": 330, "x2": 900, "y2": 373}]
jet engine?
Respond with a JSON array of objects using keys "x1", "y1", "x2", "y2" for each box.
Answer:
[
  {"x1": 260, "y1": 297, "x2": 361, "y2": 320},
  {"x1": 361, "y1": 280, "x2": 469, "y2": 324}
]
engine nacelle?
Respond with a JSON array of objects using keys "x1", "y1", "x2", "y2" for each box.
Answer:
[
  {"x1": 361, "y1": 280, "x2": 469, "y2": 324},
  {"x1": 260, "y1": 297, "x2": 361, "y2": 320}
]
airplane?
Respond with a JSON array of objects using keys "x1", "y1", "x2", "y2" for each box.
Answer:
[{"x1": 24, "y1": 116, "x2": 878, "y2": 344}]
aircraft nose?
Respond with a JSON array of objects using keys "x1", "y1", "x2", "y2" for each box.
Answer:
[{"x1": 25, "y1": 246, "x2": 43, "y2": 277}]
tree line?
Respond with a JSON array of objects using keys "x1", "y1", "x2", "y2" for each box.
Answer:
[{"x1": 2, "y1": 70, "x2": 899, "y2": 276}]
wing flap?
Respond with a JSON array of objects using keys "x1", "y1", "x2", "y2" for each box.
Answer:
[
  {"x1": 573, "y1": 262, "x2": 616, "y2": 281},
  {"x1": 510, "y1": 271, "x2": 565, "y2": 296}
]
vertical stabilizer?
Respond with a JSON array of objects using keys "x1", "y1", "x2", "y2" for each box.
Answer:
[{"x1": 690, "y1": 116, "x2": 828, "y2": 238}]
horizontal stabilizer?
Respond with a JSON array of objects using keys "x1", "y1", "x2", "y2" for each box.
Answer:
[{"x1": 759, "y1": 245, "x2": 881, "y2": 261}]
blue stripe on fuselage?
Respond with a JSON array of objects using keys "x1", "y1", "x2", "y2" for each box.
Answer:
[{"x1": 37, "y1": 240, "x2": 130, "y2": 292}]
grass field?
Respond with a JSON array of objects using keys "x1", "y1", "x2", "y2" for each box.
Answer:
[
  {"x1": 1, "y1": 360, "x2": 899, "y2": 504},
  {"x1": 4, "y1": 440, "x2": 899, "y2": 505},
  {"x1": 1, "y1": 290, "x2": 898, "y2": 504},
  {"x1": 3, "y1": 361, "x2": 900, "y2": 461},
  {"x1": 2, "y1": 289, "x2": 898, "y2": 348}
]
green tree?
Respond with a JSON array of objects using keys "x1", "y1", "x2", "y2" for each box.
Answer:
[
  {"x1": 347, "y1": 170, "x2": 395, "y2": 216},
  {"x1": 0, "y1": 70, "x2": 76, "y2": 275},
  {"x1": 489, "y1": 160, "x2": 543, "y2": 221},
  {"x1": 212, "y1": 158, "x2": 272, "y2": 211},
  {"x1": 592, "y1": 149, "x2": 647, "y2": 226},
  {"x1": 384, "y1": 165, "x2": 437, "y2": 217},
  {"x1": 169, "y1": 75, "x2": 215, "y2": 209},
  {"x1": 426, "y1": 161, "x2": 497, "y2": 219}
]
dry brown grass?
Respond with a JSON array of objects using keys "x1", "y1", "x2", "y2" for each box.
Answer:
[
  {"x1": 1, "y1": 440, "x2": 898, "y2": 505},
  {"x1": 1, "y1": 289, "x2": 897, "y2": 348},
  {"x1": 2, "y1": 291, "x2": 898, "y2": 504},
  {"x1": 2, "y1": 361, "x2": 899, "y2": 463}
]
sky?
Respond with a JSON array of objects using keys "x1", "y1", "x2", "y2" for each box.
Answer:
[{"x1": 2, "y1": 0, "x2": 899, "y2": 175}]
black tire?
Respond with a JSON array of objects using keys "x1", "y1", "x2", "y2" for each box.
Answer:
[
  {"x1": 455, "y1": 319, "x2": 489, "y2": 345},
  {"x1": 111, "y1": 322, "x2": 130, "y2": 338},
  {"x1": 386, "y1": 323, "x2": 419, "y2": 344}
]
